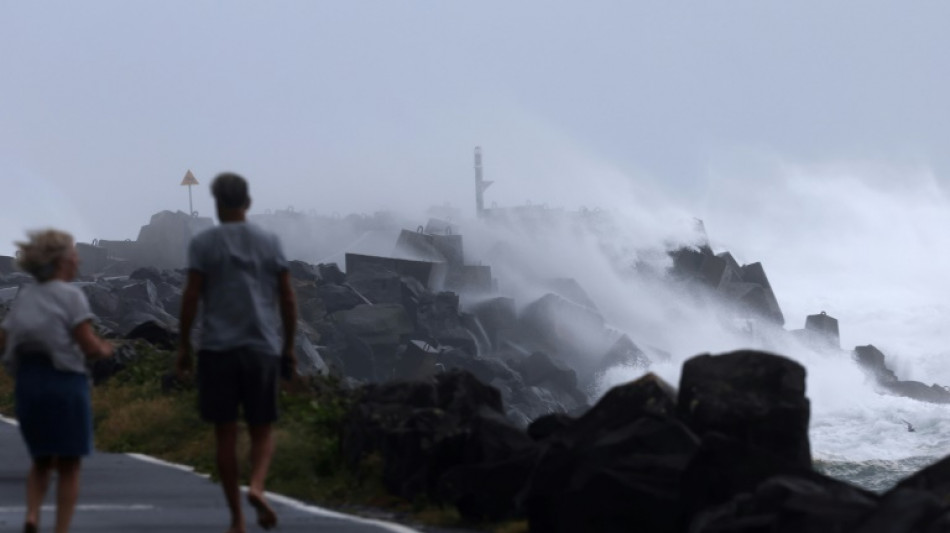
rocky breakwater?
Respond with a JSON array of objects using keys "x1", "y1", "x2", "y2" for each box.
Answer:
[
  {"x1": 290, "y1": 252, "x2": 592, "y2": 424},
  {"x1": 0, "y1": 245, "x2": 593, "y2": 424},
  {"x1": 853, "y1": 344, "x2": 950, "y2": 404},
  {"x1": 342, "y1": 349, "x2": 950, "y2": 532}
]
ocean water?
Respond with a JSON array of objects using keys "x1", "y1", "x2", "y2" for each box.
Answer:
[
  {"x1": 597, "y1": 348, "x2": 950, "y2": 493},
  {"x1": 689, "y1": 162, "x2": 950, "y2": 492},
  {"x1": 460, "y1": 161, "x2": 950, "y2": 493}
]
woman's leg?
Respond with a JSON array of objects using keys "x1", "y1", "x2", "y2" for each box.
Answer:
[
  {"x1": 25, "y1": 456, "x2": 53, "y2": 528},
  {"x1": 53, "y1": 456, "x2": 81, "y2": 533}
]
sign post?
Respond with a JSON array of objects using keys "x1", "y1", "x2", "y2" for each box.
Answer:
[{"x1": 180, "y1": 170, "x2": 199, "y2": 216}]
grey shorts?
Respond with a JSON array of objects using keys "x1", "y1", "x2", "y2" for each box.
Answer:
[{"x1": 197, "y1": 348, "x2": 280, "y2": 425}]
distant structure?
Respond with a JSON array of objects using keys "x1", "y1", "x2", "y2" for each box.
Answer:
[
  {"x1": 181, "y1": 169, "x2": 200, "y2": 216},
  {"x1": 474, "y1": 146, "x2": 493, "y2": 218},
  {"x1": 805, "y1": 311, "x2": 840, "y2": 349}
]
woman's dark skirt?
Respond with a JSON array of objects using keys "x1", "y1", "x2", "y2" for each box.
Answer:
[{"x1": 14, "y1": 356, "x2": 92, "y2": 457}]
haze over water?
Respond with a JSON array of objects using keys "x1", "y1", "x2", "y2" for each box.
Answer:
[{"x1": 588, "y1": 160, "x2": 950, "y2": 491}]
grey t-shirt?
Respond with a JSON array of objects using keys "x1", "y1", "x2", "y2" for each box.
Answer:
[
  {"x1": 1, "y1": 280, "x2": 95, "y2": 375},
  {"x1": 188, "y1": 222, "x2": 288, "y2": 355}
]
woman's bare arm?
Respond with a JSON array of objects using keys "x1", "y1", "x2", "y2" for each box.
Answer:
[{"x1": 72, "y1": 321, "x2": 113, "y2": 360}]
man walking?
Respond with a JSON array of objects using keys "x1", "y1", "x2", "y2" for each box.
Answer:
[{"x1": 176, "y1": 172, "x2": 297, "y2": 533}]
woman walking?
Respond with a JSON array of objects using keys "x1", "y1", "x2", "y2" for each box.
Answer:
[{"x1": 0, "y1": 229, "x2": 113, "y2": 533}]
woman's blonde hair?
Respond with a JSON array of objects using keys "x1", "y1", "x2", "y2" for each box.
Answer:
[{"x1": 15, "y1": 229, "x2": 75, "y2": 282}]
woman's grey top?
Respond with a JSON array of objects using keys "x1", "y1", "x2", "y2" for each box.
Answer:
[{"x1": 1, "y1": 280, "x2": 94, "y2": 374}]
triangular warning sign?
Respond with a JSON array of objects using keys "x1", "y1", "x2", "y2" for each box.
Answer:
[{"x1": 180, "y1": 170, "x2": 199, "y2": 186}]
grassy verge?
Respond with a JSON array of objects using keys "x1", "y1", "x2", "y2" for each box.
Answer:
[{"x1": 0, "y1": 343, "x2": 526, "y2": 533}]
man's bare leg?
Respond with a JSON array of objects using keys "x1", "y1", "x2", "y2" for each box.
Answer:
[
  {"x1": 215, "y1": 423, "x2": 244, "y2": 533},
  {"x1": 246, "y1": 424, "x2": 276, "y2": 530},
  {"x1": 25, "y1": 456, "x2": 52, "y2": 531},
  {"x1": 53, "y1": 457, "x2": 81, "y2": 533}
]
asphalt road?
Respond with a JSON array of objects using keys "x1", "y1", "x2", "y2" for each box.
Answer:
[{"x1": 0, "y1": 419, "x2": 422, "y2": 533}]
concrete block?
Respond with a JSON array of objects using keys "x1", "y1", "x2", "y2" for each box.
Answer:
[{"x1": 805, "y1": 311, "x2": 840, "y2": 349}]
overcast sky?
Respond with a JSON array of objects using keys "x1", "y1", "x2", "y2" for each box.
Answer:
[{"x1": 2, "y1": 1, "x2": 948, "y2": 244}]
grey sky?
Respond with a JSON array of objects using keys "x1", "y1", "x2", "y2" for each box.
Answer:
[{"x1": 2, "y1": 1, "x2": 949, "y2": 248}]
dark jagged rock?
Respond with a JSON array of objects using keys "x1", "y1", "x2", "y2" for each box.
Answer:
[
  {"x1": 76, "y1": 243, "x2": 109, "y2": 277},
  {"x1": 316, "y1": 283, "x2": 364, "y2": 314},
  {"x1": 508, "y1": 351, "x2": 577, "y2": 392},
  {"x1": 447, "y1": 264, "x2": 493, "y2": 294},
  {"x1": 345, "y1": 253, "x2": 440, "y2": 294},
  {"x1": 690, "y1": 473, "x2": 879, "y2": 533},
  {"x1": 527, "y1": 412, "x2": 575, "y2": 441},
  {"x1": 394, "y1": 229, "x2": 459, "y2": 264},
  {"x1": 515, "y1": 291, "x2": 621, "y2": 388},
  {"x1": 415, "y1": 291, "x2": 476, "y2": 354},
  {"x1": 129, "y1": 267, "x2": 165, "y2": 285},
  {"x1": 119, "y1": 279, "x2": 160, "y2": 308},
  {"x1": 468, "y1": 296, "x2": 516, "y2": 351},
  {"x1": 154, "y1": 280, "x2": 180, "y2": 301},
  {"x1": 124, "y1": 320, "x2": 176, "y2": 349},
  {"x1": 0, "y1": 256, "x2": 17, "y2": 275},
  {"x1": 0, "y1": 273, "x2": 32, "y2": 290},
  {"x1": 391, "y1": 340, "x2": 451, "y2": 381},
  {"x1": 544, "y1": 278, "x2": 598, "y2": 310},
  {"x1": 342, "y1": 370, "x2": 529, "y2": 503},
  {"x1": 520, "y1": 293, "x2": 606, "y2": 351},
  {"x1": 505, "y1": 351, "x2": 587, "y2": 411},
  {"x1": 388, "y1": 343, "x2": 565, "y2": 425},
  {"x1": 161, "y1": 291, "x2": 182, "y2": 319},
  {"x1": 297, "y1": 295, "x2": 327, "y2": 325},
  {"x1": 738, "y1": 262, "x2": 784, "y2": 326},
  {"x1": 805, "y1": 311, "x2": 840, "y2": 349},
  {"x1": 677, "y1": 350, "x2": 811, "y2": 469},
  {"x1": 893, "y1": 449, "x2": 950, "y2": 500},
  {"x1": 854, "y1": 344, "x2": 950, "y2": 404},
  {"x1": 287, "y1": 260, "x2": 320, "y2": 283},
  {"x1": 523, "y1": 413, "x2": 699, "y2": 533},
  {"x1": 98, "y1": 258, "x2": 139, "y2": 277},
  {"x1": 81, "y1": 283, "x2": 121, "y2": 319},
  {"x1": 681, "y1": 432, "x2": 815, "y2": 526},
  {"x1": 119, "y1": 297, "x2": 178, "y2": 335},
  {"x1": 670, "y1": 246, "x2": 727, "y2": 287},
  {"x1": 317, "y1": 262, "x2": 346, "y2": 284},
  {"x1": 294, "y1": 333, "x2": 328, "y2": 376},
  {"x1": 326, "y1": 329, "x2": 377, "y2": 382},
  {"x1": 597, "y1": 333, "x2": 650, "y2": 374},
  {"x1": 854, "y1": 344, "x2": 897, "y2": 383},
  {"x1": 331, "y1": 303, "x2": 414, "y2": 347},
  {"x1": 849, "y1": 488, "x2": 946, "y2": 533},
  {"x1": 393, "y1": 227, "x2": 493, "y2": 293},
  {"x1": 716, "y1": 251, "x2": 745, "y2": 285},
  {"x1": 566, "y1": 373, "x2": 676, "y2": 442},
  {"x1": 669, "y1": 247, "x2": 785, "y2": 325},
  {"x1": 433, "y1": 369, "x2": 505, "y2": 416},
  {"x1": 164, "y1": 269, "x2": 186, "y2": 287},
  {"x1": 345, "y1": 262, "x2": 404, "y2": 306},
  {"x1": 458, "y1": 312, "x2": 492, "y2": 355},
  {"x1": 521, "y1": 374, "x2": 695, "y2": 533},
  {"x1": 885, "y1": 381, "x2": 950, "y2": 404},
  {"x1": 438, "y1": 448, "x2": 540, "y2": 522}
]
